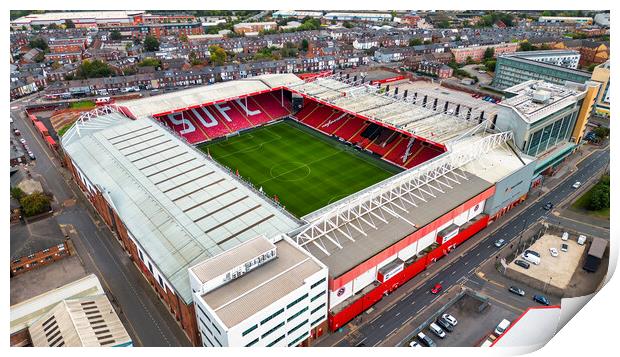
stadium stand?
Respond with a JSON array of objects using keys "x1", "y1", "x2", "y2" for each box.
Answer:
[{"x1": 157, "y1": 91, "x2": 292, "y2": 144}]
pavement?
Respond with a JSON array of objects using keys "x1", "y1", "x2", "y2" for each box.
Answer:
[
  {"x1": 9, "y1": 98, "x2": 192, "y2": 347},
  {"x1": 461, "y1": 64, "x2": 493, "y2": 86},
  {"x1": 316, "y1": 142, "x2": 609, "y2": 347}
]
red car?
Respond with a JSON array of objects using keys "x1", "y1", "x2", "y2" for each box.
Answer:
[{"x1": 431, "y1": 283, "x2": 443, "y2": 294}]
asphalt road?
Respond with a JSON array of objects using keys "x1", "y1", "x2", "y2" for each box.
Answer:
[
  {"x1": 10, "y1": 101, "x2": 191, "y2": 346},
  {"x1": 333, "y1": 148, "x2": 609, "y2": 347}
]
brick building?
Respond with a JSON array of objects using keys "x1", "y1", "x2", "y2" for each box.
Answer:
[{"x1": 450, "y1": 42, "x2": 518, "y2": 63}]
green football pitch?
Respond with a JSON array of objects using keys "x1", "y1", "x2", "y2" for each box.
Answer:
[{"x1": 199, "y1": 120, "x2": 402, "y2": 217}]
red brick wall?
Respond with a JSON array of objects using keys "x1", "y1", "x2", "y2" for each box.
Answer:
[
  {"x1": 63, "y1": 153, "x2": 200, "y2": 346},
  {"x1": 10, "y1": 241, "x2": 70, "y2": 276}
]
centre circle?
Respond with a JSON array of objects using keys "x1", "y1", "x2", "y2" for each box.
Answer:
[{"x1": 270, "y1": 162, "x2": 311, "y2": 181}]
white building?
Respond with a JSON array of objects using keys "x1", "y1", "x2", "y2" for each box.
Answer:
[
  {"x1": 189, "y1": 235, "x2": 329, "y2": 347},
  {"x1": 510, "y1": 50, "x2": 581, "y2": 69},
  {"x1": 324, "y1": 12, "x2": 392, "y2": 22}
]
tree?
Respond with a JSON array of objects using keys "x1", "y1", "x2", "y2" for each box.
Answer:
[
  {"x1": 593, "y1": 126, "x2": 610, "y2": 140},
  {"x1": 423, "y1": 40, "x2": 432, "y2": 45},
  {"x1": 75, "y1": 59, "x2": 113, "y2": 79},
  {"x1": 143, "y1": 35, "x2": 160, "y2": 51},
  {"x1": 20, "y1": 192, "x2": 52, "y2": 217},
  {"x1": 209, "y1": 45, "x2": 227, "y2": 66},
  {"x1": 587, "y1": 63, "x2": 598, "y2": 72},
  {"x1": 343, "y1": 21, "x2": 353, "y2": 29},
  {"x1": 409, "y1": 38, "x2": 423, "y2": 46},
  {"x1": 11, "y1": 187, "x2": 25, "y2": 201},
  {"x1": 138, "y1": 57, "x2": 161, "y2": 68},
  {"x1": 28, "y1": 37, "x2": 48, "y2": 51},
  {"x1": 588, "y1": 184, "x2": 610, "y2": 211},
  {"x1": 47, "y1": 23, "x2": 60, "y2": 30},
  {"x1": 483, "y1": 47, "x2": 494, "y2": 60},
  {"x1": 484, "y1": 60, "x2": 496, "y2": 72},
  {"x1": 110, "y1": 30, "x2": 122, "y2": 41},
  {"x1": 300, "y1": 39, "x2": 309, "y2": 52},
  {"x1": 65, "y1": 19, "x2": 75, "y2": 28},
  {"x1": 33, "y1": 51, "x2": 46, "y2": 63},
  {"x1": 439, "y1": 20, "x2": 450, "y2": 28},
  {"x1": 179, "y1": 34, "x2": 188, "y2": 43},
  {"x1": 519, "y1": 41, "x2": 535, "y2": 52},
  {"x1": 466, "y1": 56, "x2": 476, "y2": 65}
]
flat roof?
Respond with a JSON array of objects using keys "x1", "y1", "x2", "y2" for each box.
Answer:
[
  {"x1": 62, "y1": 113, "x2": 300, "y2": 303},
  {"x1": 122, "y1": 73, "x2": 302, "y2": 119},
  {"x1": 190, "y1": 236, "x2": 275, "y2": 284},
  {"x1": 456, "y1": 133, "x2": 534, "y2": 183},
  {"x1": 12, "y1": 11, "x2": 144, "y2": 24},
  {"x1": 200, "y1": 237, "x2": 323, "y2": 328},
  {"x1": 500, "y1": 80, "x2": 586, "y2": 124},
  {"x1": 499, "y1": 55, "x2": 592, "y2": 78},
  {"x1": 306, "y1": 170, "x2": 493, "y2": 278}
]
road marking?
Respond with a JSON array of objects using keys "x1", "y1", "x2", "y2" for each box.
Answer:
[
  {"x1": 464, "y1": 261, "x2": 469, "y2": 265},
  {"x1": 387, "y1": 327, "x2": 398, "y2": 337},
  {"x1": 379, "y1": 324, "x2": 384, "y2": 329},
  {"x1": 476, "y1": 252, "x2": 480, "y2": 257},
  {"x1": 395, "y1": 312, "x2": 401, "y2": 317},
  {"x1": 486, "y1": 245, "x2": 491, "y2": 249},
  {"x1": 451, "y1": 271, "x2": 456, "y2": 275}
]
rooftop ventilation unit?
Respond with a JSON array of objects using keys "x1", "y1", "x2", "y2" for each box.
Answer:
[{"x1": 532, "y1": 89, "x2": 551, "y2": 104}]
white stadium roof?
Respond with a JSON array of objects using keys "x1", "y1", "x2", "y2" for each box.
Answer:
[
  {"x1": 122, "y1": 73, "x2": 303, "y2": 119},
  {"x1": 62, "y1": 108, "x2": 300, "y2": 303}
]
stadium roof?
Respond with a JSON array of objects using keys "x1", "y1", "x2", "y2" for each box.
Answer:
[
  {"x1": 287, "y1": 76, "x2": 485, "y2": 146},
  {"x1": 122, "y1": 73, "x2": 303, "y2": 119},
  {"x1": 304, "y1": 169, "x2": 493, "y2": 278},
  {"x1": 11, "y1": 11, "x2": 145, "y2": 24},
  {"x1": 62, "y1": 109, "x2": 300, "y2": 303},
  {"x1": 197, "y1": 236, "x2": 323, "y2": 328},
  {"x1": 500, "y1": 80, "x2": 587, "y2": 124}
]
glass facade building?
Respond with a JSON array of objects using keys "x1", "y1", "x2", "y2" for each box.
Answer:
[{"x1": 493, "y1": 56, "x2": 592, "y2": 90}]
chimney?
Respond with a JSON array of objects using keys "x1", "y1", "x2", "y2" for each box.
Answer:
[{"x1": 404, "y1": 89, "x2": 408, "y2": 98}]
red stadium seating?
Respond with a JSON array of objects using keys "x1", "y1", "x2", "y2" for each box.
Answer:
[
  {"x1": 404, "y1": 146, "x2": 444, "y2": 168},
  {"x1": 189, "y1": 107, "x2": 231, "y2": 139},
  {"x1": 159, "y1": 112, "x2": 209, "y2": 144},
  {"x1": 206, "y1": 103, "x2": 253, "y2": 132},
  {"x1": 336, "y1": 116, "x2": 369, "y2": 143},
  {"x1": 319, "y1": 112, "x2": 349, "y2": 134},
  {"x1": 302, "y1": 105, "x2": 337, "y2": 130},
  {"x1": 295, "y1": 101, "x2": 320, "y2": 122},
  {"x1": 383, "y1": 135, "x2": 411, "y2": 166}
]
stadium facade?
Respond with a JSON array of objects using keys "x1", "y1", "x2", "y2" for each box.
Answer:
[{"x1": 59, "y1": 73, "x2": 592, "y2": 346}]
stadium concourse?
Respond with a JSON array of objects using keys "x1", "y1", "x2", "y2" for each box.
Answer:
[{"x1": 60, "y1": 73, "x2": 539, "y2": 346}]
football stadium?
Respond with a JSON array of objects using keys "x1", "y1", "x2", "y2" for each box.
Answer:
[{"x1": 59, "y1": 72, "x2": 593, "y2": 347}]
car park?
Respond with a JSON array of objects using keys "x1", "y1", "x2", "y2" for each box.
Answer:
[
  {"x1": 508, "y1": 286, "x2": 525, "y2": 296},
  {"x1": 572, "y1": 181, "x2": 582, "y2": 189},
  {"x1": 494, "y1": 239, "x2": 506, "y2": 248},
  {"x1": 494, "y1": 319, "x2": 511, "y2": 335},
  {"x1": 533, "y1": 295, "x2": 550, "y2": 306},
  {"x1": 429, "y1": 322, "x2": 446, "y2": 339},
  {"x1": 431, "y1": 283, "x2": 442, "y2": 294},
  {"x1": 549, "y1": 248, "x2": 559, "y2": 257},
  {"x1": 436, "y1": 317, "x2": 454, "y2": 332},
  {"x1": 562, "y1": 232, "x2": 569, "y2": 241},
  {"x1": 417, "y1": 332, "x2": 436, "y2": 347},
  {"x1": 561, "y1": 243, "x2": 568, "y2": 252},
  {"x1": 441, "y1": 314, "x2": 458, "y2": 326},
  {"x1": 515, "y1": 259, "x2": 530, "y2": 269},
  {"x1": 578, "y1": 235, "x2": 587, "y2": 245}
]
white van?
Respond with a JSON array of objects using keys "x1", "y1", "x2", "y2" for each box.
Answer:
[
  {"x1": 521, "y1": 252, "x2": 541, "y2": 265},
  {"x1": 562, "y1": 232, "x2": 569, "y2": 241},
  {"x1": 578, "y1": 235, "x2": 587, "y2": 245},
  {"x1": 494, "y1": 319, "x2": 511, "y2": 335}
]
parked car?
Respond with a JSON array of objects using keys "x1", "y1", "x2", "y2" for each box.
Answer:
[
  {"x1": 533, "y1": 294, "x2": 550, "y2": 306},
  {"x1": 436, "y1": 317, "x2": 454, "y2": 332},
  {"x1": 409, "y1": 340, "x2": 421, "y2": 347},
  {"x1": 429, "y1": 322, "x2": 446, "y2": 339},
  {"x1": 28, "y1": 151, "x2": 35, "y2": 160},
  {"x1": 578, "y1": 235, "x2": 587, "y2": 245},
  {"x1": 549, "y1": 247, "x2": 559, "y2": 257},
  {"x1": 494, "y1": 239, "x2": 506, "y2": 248},
  {"x1": 524, "y1": 249, "x2": 540, "y2": 258},
  {"x1": 417, "y1": 332, "x2": 436, "y2": 347},
  {"x1": 431, "y1": 283, "x2": 443, "y2": 294},
  {"x1": 543, "y1": 202, "x2": 554, "y2": 210},
  {"x1": 508, "y1": 286, "x2": 525, "y2": 296},
  {"x1": 441, "y1": 314, "x2": 458, "y2": 326},
  {"x1": 19, "y1": 138, "x2": 26, "y2": 144},
  {"x1": 561, "y1": 232, "x2": 569, "y2": 241},
  {"x1": 13, "y1": 129, "x2": 21, "y2": 136},
  {"x1": 515, "y1": 259, "x2": 530, "y2": 269},
  {"x1": 494, "y1": 319, "x2": 511, "y2": 335},
  {"x1": 561, "y1": 243, "x2": 568, "y2": 252},
  {"x1": 572, "y1": 181, "x2": 582, "y2": 189}
]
